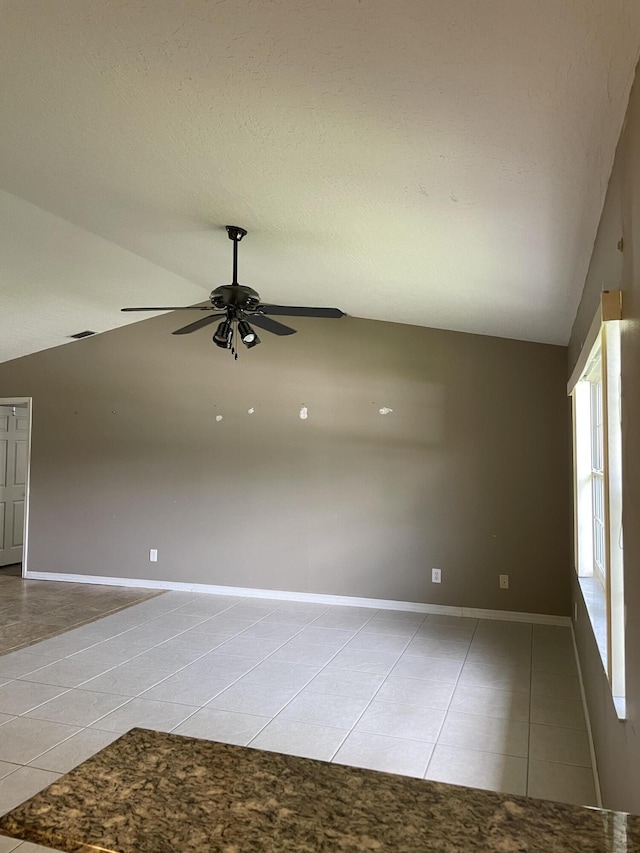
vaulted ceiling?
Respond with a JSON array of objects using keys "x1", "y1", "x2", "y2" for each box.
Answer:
[{"x1": 2, "y1": 0, "x2": 640, "y2": 363}]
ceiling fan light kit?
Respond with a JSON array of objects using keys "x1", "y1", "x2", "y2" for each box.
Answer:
[
  {"x1": 122, "y1": 226, "x2": 345, "y2": 358},
  {"x1": 212, "y1": 318, "x2": 233, "y2": 350},
  {"x1": 237, "y1": 319, "x2": 257, "y2": 344}
]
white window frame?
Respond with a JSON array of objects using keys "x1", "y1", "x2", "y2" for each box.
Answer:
[{"x1": 568, "y1": 291, "x2": 625, "y2": 715}]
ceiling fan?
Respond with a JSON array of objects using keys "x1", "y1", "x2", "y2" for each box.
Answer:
[{"x1": 122, "y1": 226, "x2": 345, "y2": 357}]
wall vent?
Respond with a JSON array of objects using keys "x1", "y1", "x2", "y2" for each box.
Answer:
[{"x1": 69, "y1": 330, "x2": 96, "y2": 339}]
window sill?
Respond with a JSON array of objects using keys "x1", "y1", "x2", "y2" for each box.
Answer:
[
  {"x1": 613, "y1": 696, "x2": 626, "y2": 720},
  {"x1": 577, "y1": 576, "x2": 626, "y2": 720}
]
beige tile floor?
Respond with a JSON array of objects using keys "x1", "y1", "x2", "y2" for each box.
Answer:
[{"x1": 0, "y1": 587, "x2": 597, "y2": 852}]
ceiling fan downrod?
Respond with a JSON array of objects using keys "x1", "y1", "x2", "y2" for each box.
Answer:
[{"x1": 226, "y1": 225, "x2": 247, "y2": 286}]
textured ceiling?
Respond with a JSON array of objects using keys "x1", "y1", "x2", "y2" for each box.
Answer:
[{"x1": 1, "y1": 0, "x2": 640, "y2": 362}]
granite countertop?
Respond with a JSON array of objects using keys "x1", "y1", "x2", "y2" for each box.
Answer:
[{"x1": 0, "y1": 728, "x2": 638, "y2": 852}]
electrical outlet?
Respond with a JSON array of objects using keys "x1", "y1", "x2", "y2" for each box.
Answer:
[
  {"x1": 431, "y1": 568, "x2": 442, "y2": 584},
  {"x1": 499, "y1": 574, "x2": 509, "y2": 589},
  {"x1": 149, "y1": 549, "x2": 158, "y2": 562}
]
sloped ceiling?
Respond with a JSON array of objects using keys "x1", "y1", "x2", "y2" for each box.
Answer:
[{"x1": 1, "y1": 0, "x2": 640, "y2": 362}]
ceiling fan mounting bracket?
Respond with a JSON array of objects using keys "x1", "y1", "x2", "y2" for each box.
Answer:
[{"x1": 226, "y1": 225, "x2": 247, "y2": 242}]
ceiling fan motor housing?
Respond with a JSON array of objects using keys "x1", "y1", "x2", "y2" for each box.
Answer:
[{"x1": 210, "y1": 284, "x2": 261, "y2": 312}]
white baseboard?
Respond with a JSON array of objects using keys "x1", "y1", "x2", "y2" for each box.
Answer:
[{"x1": 24, "y1": 570, "x2": 571, "y2": 627}]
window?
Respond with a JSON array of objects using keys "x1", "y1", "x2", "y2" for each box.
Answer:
[{"x1": 569, "y1": 292, "x2": 625, "y2": 717}]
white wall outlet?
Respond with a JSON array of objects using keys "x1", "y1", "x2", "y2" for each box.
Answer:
[
  {"x1": 431, "y1": 568, "x2": 442, "y2": 583},
  {"x1": 149, "y1": 549, "x2": 158, "y2": 562},
  {"x1": 499, "y1": 574, "x2": 509, "y2": 589}
]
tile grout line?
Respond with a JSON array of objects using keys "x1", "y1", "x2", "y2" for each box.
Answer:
[
  {"x1": 166, "y1": 603, "x2": 364, "y2": 744},
  {"x1": 88, "y1": 599, "x2": 337, "y2": 742},
  {"x1": 322, "y1": 612, "x2": 428, "y2": 764},
  {"x1": 526, "y1": 624, "x2": 534, "y2": 797},
  {"x1": 422, "y1": 616, "x2": 481, "y2": 781},
  {"x1": 133, "y1": 599, "x2": 366, "y2": 744},
  {"x1": 241, "y1": 605, "x2": 394, "y2": 754}
]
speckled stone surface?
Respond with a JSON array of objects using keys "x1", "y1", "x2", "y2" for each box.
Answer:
[{"x1": 0, "y1": 728, "x2": 638, "y2": 852}]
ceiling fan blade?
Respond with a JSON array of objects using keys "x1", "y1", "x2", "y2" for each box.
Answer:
[
  {"x1": 121, "y1": 306, "x2": 215, "y2": 312},
  {"x1": 172, "y1": 314, "x2": 225, "y2": 335},
  {"x1": 257, "y1": 305, "x2": 345, "y2": 318},
  {"x1": 249, "y1": 315, "x2": 297, "y2": 336}
]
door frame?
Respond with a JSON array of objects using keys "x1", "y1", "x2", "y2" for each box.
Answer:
[{"x1": 0, "y1": 397, "x2": 32, "y2": 577}]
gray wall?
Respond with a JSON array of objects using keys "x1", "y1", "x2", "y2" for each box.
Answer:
[
  {"x1": 568, "y1": 63, "x2": 640, "y2": 812},
  {"x1": 0, "y1": 312, "x2": 570, "y2": 614}
]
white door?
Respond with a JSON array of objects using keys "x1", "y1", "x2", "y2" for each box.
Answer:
[{"x1": 0, "y1": 406, "x2": 28, "y2": 566}]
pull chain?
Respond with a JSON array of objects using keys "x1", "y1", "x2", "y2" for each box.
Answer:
[{"x1": 230, "y1": 320, "x2": 239, "y2": 361}]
